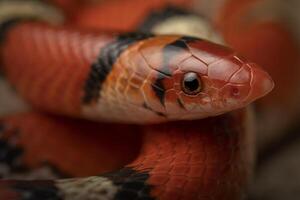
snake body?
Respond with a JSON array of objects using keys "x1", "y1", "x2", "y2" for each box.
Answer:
[{"x1": 0, "y1": 0, "x2": 274, "y2": 199}]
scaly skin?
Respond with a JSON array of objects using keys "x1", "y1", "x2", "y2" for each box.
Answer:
[
  {"x1": 2, "y1": 22, "x2": 273, "y2": 123},
  {"x1": 0, "y1": 0, "x2": 274, "y2": 199},
  {"x1": 0, "y1": 109, "x2": 254, "y2": 200}
]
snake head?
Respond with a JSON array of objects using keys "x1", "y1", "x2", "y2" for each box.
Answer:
[
  {"x1": 83, "y1": 35, "x2": 273, "y2": 123},
  {"x1": 171, "y1": 38, "x2": 274, "y2": 119},
  {"x1": 140, "y1": 36, "x2": 274, "y2": 120}
]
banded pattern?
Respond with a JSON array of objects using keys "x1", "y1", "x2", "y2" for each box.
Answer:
[
  {"x1": 0, "y1": 1, "x2": 273, "y2": 124},
  {"x1": 102, "y1": 168, "x2": 153, "y2": 200},
  {"x1": 0, "y1": 167, "x2": 153, "y2": 200},
  {"x1": 1, "y1": 21, "x2": 273, "y2": 124},
  {"x1": 0, "y1": 1, "x2": 275, "y2": 200},
  {"x1": 0, "y1": 123, "x2": 26, "y2": 177},
  {"x1": 138, "y1": 6, "x2": 223, "y2": 43},
  {"x1": 1, "y1": 22, "x2": 115, "y2": 116},
  {"x1": 83, "y1": 33, "x2": 154, "y2": 104},
  {"x1": 11, "y1": 180, "x2": 61, "y2": 200},
  {"x1": 0, "y1": 0, "x2": 63, "y2": 42},
  {"x1": 83, "y1": 34, "x2": 274, "y2": 123},
  {"x1": 138, "y1": 6, "x2": 191, "y2": 32},
  {"x1": 0, "y1": 120, "x2": 67, "y2": 180},
  {"x1": 151, "y1": 36, "x2": 199, "y2": 106},
  {"x1": 0, "y1": 109, "x2": 255, "y2": 200}
]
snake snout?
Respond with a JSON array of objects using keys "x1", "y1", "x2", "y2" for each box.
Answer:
[
  {"x1": 219, "y1": 63, "x2": 274, "y2": 109},
  {"x1": 246, "y1": 63, "x2": 274, "y2": 102}
]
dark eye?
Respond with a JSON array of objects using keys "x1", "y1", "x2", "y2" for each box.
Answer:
[{"x1": 182, "y1": 72, "x2": 202, "y2": 95}]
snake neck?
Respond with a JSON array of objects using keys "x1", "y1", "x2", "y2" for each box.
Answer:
[{"x1": 121, "y1": 109, "x2": 254, "y2": 200}]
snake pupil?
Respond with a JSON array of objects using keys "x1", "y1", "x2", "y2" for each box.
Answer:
[{"x1": 182, "y1": 72, "x2": 201, "y2": 95}]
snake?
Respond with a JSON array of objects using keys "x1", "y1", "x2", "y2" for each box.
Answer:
[{"x1": 0, "y1": 0, "x2": 274, "y2": 199}]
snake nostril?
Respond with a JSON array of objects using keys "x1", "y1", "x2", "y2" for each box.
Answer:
[{"x1": 231, "y1": 87, "x2": 240, "y2": 98}]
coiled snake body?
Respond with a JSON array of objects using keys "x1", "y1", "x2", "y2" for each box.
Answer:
[{"x1": 0, "y1": 1, "x2": 274, "y2": 199}]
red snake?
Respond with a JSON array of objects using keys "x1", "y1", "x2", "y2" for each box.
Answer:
[{"x1": 0, "y1": 0, "x2": 274, "y2": 199}]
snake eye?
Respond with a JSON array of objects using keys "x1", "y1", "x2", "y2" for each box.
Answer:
[{"x1": 182, "y1": 72, "x2": 202, "y2": 95}]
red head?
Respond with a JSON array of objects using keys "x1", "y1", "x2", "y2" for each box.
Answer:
[
  {"x1": 83, "y1": 35, "x2": 274, "y2": 123},
  {"x1": 136, "y1": 36, "x2": 274, "y2": 121}
]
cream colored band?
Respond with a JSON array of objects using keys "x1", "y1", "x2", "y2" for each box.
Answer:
[
  {"x1": 150, "y1": 15, "x2": 224, "y2": 45},
  {"x1": 0, "y1": 0, "x2": 64, "y2": 26}
]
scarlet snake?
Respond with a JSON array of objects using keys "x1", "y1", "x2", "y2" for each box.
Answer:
[{"x1": 0, "y1": 0, "x2": 274, "y2": 200}]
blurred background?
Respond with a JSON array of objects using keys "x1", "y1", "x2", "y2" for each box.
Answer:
[{"x1": 1, "y1": 0, "x2": 300, "y2": 199}]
